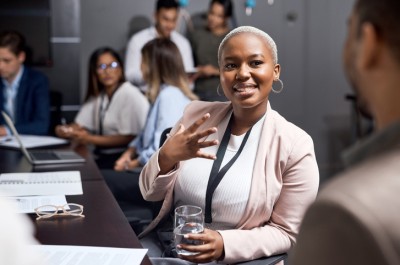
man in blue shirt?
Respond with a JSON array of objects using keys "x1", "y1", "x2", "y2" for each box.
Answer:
[{"x1": 0, "y1": 30, "x2": 50, "y2": 136}]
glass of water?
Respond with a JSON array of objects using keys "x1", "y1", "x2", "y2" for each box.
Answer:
[{"x1": 174, "y1": 205, "x2": 204, "y2": 256}]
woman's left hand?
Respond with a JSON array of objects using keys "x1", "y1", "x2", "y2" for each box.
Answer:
[
  {"x1": 177, "y1": 228, "x2": 224, "y2": 263},
  {"x1": 123, "y1": 158, "x2": 141, "y2": 171}
]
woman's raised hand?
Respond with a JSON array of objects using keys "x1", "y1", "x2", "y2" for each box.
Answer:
[{"x1": 158, "y1": 113, "x2": 218, "y2": 174}]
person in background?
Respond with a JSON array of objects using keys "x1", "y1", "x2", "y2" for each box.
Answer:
[
  {"x1": 124, "y1": 0, "x2": 194, "y2": 92},
  {"x1": 0, "y1": 30, "x2": 50, "y2": 136},
  {"x1": 103, "y1": 38, "x2": 198, "y2": 228},
  {"x1": 189, "y1": 0, "x2": 233, "y2": 102},
  {"x1": 138, "y1": 26, "x2": 319, "y2": 263},
  {"x1": 290, "y1": 1, "x2": 400, "y2": 264},
  {"x1": 55, "y1": 47, "x2": 149, "y2": 168}
]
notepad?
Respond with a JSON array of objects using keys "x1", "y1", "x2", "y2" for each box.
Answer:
[
  {"x1": 29, "y1": 245, "x2": 148, "y2": 265},
  {"x1": 0, "y1": 171, "x2": 83, "y2": 196},
  {"x1": 6, "y1": 195, "x2": 69, "y2": 213},
  {"x1": 0, "y1": 134, "x2": 69, "y2": 149}
]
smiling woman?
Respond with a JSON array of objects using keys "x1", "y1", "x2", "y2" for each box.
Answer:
[
  {"x1": 138, "y1": 26, "x2": 320, "y2": 264},
  {"x1": 218, "y1": 29, "x2": 280, "y2": 131}
]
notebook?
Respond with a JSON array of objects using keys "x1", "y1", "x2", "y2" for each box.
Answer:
[
  {"x1": 1, "y1": 111, "x2": 85, "y2": 165},
  {"x1": 0, "y1": 171, "x2": 83, "y2": 196}
]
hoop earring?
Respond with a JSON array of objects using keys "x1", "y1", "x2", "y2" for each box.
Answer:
[
  {"x1": 272, "y1": 79, "x2": 284, "y2": 93},
  {"x1": 217, "y1": 84, "x2": 222, "y2": 96}
]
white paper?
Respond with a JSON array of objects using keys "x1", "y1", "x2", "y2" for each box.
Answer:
[
  {"x1": 0, "y1": 135, "x2": 12, "y2": 143},
  {"x1": 0, "y1": 134, "x2": 68, "y2": 149},
  {"x1": 0, "y1": 171, "x2": 83, "y2": 196},
  {"x1": 6, "y1": 195, "x2": 68, "y2": 213},
  {"x1": 29, "y1": 245, "x2": 148, "y2": 265}
]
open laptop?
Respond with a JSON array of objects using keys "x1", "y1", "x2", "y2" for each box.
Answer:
[{"x1": 1, "y1": 111, "x2": 85, "y2": 165}]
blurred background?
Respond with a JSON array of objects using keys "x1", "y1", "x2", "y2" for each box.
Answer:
[{"x1": 1, "y1": 0, "x2": 368, "y2": 183}]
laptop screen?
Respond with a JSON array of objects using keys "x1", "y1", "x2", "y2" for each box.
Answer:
[{"x1": 1, "y1": 111, "x2": 34, "y2": 163}]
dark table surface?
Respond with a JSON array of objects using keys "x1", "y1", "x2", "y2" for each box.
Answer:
[{"x1": 0, "y1": 144, "x2": 151, "y2": 265}]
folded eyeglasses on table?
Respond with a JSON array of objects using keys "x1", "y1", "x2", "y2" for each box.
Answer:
[{"x1": 34, "y1": 203, "x2": 85, "y2": 220}]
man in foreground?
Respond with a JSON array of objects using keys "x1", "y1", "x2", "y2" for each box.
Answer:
[{"x1": 290, "y1": 1, "x2": 400, "y2": 264}]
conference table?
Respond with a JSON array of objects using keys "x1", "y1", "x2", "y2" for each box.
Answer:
[{"x1": 0, "y1": 144, "x2": 152, "y2": 265}]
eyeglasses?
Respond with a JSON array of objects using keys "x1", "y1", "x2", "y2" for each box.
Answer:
[
  {"x1": 34, "y1": 203, "x2": 85, "y2": 220},
  {"x1": 97, "y1": 61, "x2": 119, "y2": 72}
]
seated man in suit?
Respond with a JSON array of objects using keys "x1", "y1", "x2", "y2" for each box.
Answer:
[{"x1": 0, "y1": 30, "x2": 50, "y2": 136}]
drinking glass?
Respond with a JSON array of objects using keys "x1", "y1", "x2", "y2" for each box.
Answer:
[{"x1": 173, "y1": 205, "x2": 204, "y2": 256}]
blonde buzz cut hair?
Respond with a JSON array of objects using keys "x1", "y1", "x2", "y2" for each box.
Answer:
[{"x1": 218, "y1": 25, "x2": 278, "y2": 65}]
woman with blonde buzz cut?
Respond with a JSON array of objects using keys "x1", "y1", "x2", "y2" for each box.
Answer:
[{"x1": 139, "y1": 26, "x2": 319, "y2": 264}]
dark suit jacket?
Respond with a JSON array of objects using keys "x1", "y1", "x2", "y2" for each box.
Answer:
[{"x1": 0, "y1": 67, "x2": 50, "y2": 135}]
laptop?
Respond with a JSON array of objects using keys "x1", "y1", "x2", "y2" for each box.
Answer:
[{"x1": 1, "y1": 111, "x2": 85, "y2": 165}]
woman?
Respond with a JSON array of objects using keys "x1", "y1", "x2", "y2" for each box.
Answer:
[
  {"x1": 189, "y1": 0, "x2": 233, "y2": 102},
  {"x1": 113, "y1": 38, "x2": 198, "y2": 172},
  {"x1": 103, "y1": 39, "x2": 198, "y2": 224},
  {"x1": 139, "y1": 26, "x2": 319, "y2": 263},
  {"x1": 55, "y1": 47, "x2": 149, "y2": 167}
]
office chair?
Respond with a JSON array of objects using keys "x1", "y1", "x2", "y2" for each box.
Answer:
[
  {"x1": 48, "y1": 90, "x2": 63, "y2": 136},
  {"x1": 237, "y1": 253, "x2": 288, "y2": 265}
]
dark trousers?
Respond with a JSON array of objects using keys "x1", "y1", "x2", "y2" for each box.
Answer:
[{"x1": 101, "y1": 168, "x2": 151, "y2": 205}]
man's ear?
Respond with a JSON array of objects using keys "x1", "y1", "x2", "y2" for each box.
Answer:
[
  {"x1": 358, "y1": 22, "x2": 380, "y2": 70},
  {"x1": 17, "y1": 51, "x2": 26, "y2": 64}
]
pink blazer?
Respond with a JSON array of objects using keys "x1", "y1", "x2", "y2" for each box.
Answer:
[{"x1": 139, "y1": 101, "x2": 319, "y2": 263}]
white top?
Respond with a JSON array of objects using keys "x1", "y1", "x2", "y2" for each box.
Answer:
[
  {"x1": 75, "y1": 81, "x2": 149, "y2": 136},
  {"x1": 174, "y1": 112, "x2": 266, "y2": 230},
  {"x1": 124, "y1": 26, "x2": 195, "y2": 92},
  {"x1": 0, "y1": 197, "x2": 44, "y2": 265}
]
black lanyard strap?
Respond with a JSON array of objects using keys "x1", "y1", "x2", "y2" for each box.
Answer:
[
  {"x1": 98, "y1": 87, "x2": 118, "y2": 135},
  {"x1": 204, "y1": 115, "x2": 253, "y2": 223}
]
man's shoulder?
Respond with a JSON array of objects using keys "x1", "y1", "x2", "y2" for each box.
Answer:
[
  {"x1": 128, "y1": 27, "x2": 155, "y2": 44},
  {"x1": 170, "y1": 31, "x2": 191, "y2": 46},
  {"x1": 22, "y1": 67, "x2": 48, "y2": 84},
  {"x1": 24, "y1": 67, "x2": 46, "y2": 78},
  {"x1": 317, "y1": 149, "x2": 400, "y2": 218}
]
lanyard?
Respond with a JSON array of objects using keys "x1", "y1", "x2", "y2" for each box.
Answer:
[
  {"x1": 204, "y1": 115, "x2": 253, "y2": 223},
  {"x1": 98, "y1": 87, "x2": 118, "y2": 135}
]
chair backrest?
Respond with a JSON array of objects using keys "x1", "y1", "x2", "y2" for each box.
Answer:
[
  {"x1": 49, "y1": 90, "x2": 63, "y2": 136},
  {"x1": 151, "y1": 127, "x2": 173, "y2": 217},
  {"x1": 159, "y1": 127, "x2": 172, "y2": 147}
]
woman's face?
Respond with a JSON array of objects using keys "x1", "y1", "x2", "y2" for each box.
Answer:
[
  {"x1": 219, "y1": 33, "x2": 280, "y2": 110},
  {"x1": 96, "y1": 52, "x2": 122, "y2": 88},
  {"x1": 207, "y1": 2, "x2": 227, "y2": 31}
]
